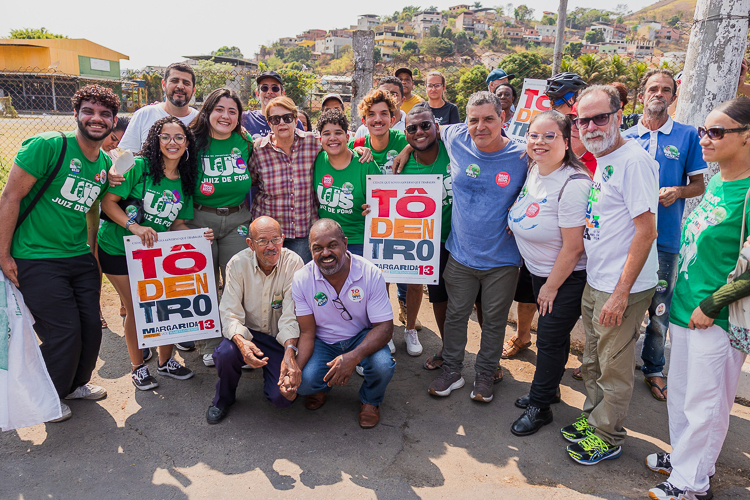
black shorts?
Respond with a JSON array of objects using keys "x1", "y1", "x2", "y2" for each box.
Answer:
[
  {"x1": 426, "y1": 243, "x2": 449, "y2": 303},
  {"x1": 98, "y1": 246, "x2": 129, "y2": 275},
  {"x1": 514, "y1": 263, "x2": 536, "y2": 304}
]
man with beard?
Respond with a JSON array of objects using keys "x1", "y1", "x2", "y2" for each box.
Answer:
[
  {"x1": 0, "y1": 85, "x2": 120, "y2": 422},
  {"x1": 622, "y1": 70, "x2": 707, "y2": 403},
  {"x1": 291, "y1": 219, "x2": 395, "y2": 428},
  {"x1": 241, "y1": 71, "x2": 304, "y2": 140},
  {"x1": 206, "y1": 217, "x2": 304, "y2": 424},
  {"x1": 562, "y1": 85, "x2": 659, "y2": 465},
  {"x1": 119, "y1": 62, "x2": 198, "y2": 152}
]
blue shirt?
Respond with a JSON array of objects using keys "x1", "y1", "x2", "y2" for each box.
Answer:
[
  {"x1": 623, "y1": 117, "x2": 707, "y2": 253},
  {"x1": 241, "y1": 110, "x2": 305, "y2": 140},
  {"x1": 442, "y1": 123, "x2": 527, "y2": 270}
]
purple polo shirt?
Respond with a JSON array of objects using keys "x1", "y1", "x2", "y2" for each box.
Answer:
[{"x1": 292, "y1": 253, "x2": 393, "y2": 344}]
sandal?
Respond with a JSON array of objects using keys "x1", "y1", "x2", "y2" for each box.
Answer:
[
  {"x1": 645, "y1": 376, "x2": 668, "y2": 401},
  {"x1": 501, "y1": 335, "x2": 532, "y2": 359},
  {"x1": 423, "y1": 353, "x2": 444, "y2": 370},
  {"x1": 572, "y1": 366, "x2": 583, "y2": 380},
  {"x1": 494, "y1": 365, "x2": 503, "y2": 384}
]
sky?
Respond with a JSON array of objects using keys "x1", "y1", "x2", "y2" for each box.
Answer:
[{"x1": 3, "y1": 0, "x2": 660, "y2": 70}]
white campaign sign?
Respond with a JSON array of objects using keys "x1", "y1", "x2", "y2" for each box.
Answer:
[
  {"x1": 364, "y1": 174, "x2": 442, "y2": 284},
  {"x1": 506, "y1": 78, "x2": 551, "y2": 144},
  {"x1": 125, "y1": 228, "x2": 222, "y2": 349}
]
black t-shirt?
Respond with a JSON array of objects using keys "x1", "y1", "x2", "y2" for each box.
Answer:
[{"x1": 430, "y1": 101, "x2": 461, "y2": 126}]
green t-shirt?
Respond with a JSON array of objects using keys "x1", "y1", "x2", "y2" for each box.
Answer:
[
  {"x1": 314, "y1": 150, "x2": 381, "y2": 244},
  {"x1": 98, "y1": 157, "x2": 194, "y2": 256},
  {"x1": 11, "y1": 131, "x2": 111, "y2": 259},
  {"x1": 670, "y1": 174, "x2": 750, "y2": 332},
  {"x1": 193, "y1": 132, "x2": 252, "y2": 207},
  {"x1": 401, "y1": 141, "x2": 453, "y2": 243},
  {"x1": 348, "y1": 129, "x2": 408, "y2": 175}
]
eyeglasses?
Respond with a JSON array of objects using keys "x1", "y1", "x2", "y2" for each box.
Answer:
[
  {"x1": 527, "y1": 132, "x2": 559, "y2": 143},
  {"x1": 405, "y1": 121, "x2": 433, "y2": 134},
  {"x1": 332, "y1": 297, "x2": 352, "y2": 321},
  {"x1": 697, "y1": 125, "x2": 750, "y2": 140},
  {"x1": 253, "y1": 236, "x2": 283, "y2": 247},
  {"x1": 426, "y1": 83, "x2": 443, "y2": 89},
  {"x1": 268, "y1": 113, "x2": 295, "y2": 125},
  {"x1": 158, "y1": 133, "x2": 186, "y2": 144},
  {"x1": 259, "y1": 84, "x2": 281, "y2": 93},
  {"x1": 573, "y1": 111, "x2": 617, "y2": 129}
]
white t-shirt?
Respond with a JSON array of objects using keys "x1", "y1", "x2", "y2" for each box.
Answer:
[
  {"x1": 354, "y1": 110, "x2": 406, "y2": 139},
  {"x1": 583, "y1": 140, "x2": 660, "y2": 293},
  {"x1": 119, "y1": 104, "x2": 198, "y2": 153},
  {"x1": 508, "y1": 164, "x2": 591, "y2": 277}
]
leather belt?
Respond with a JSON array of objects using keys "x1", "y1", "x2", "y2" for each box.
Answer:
[{"x1": 194, "y1": 202, "x2": 246, "y2": 216}]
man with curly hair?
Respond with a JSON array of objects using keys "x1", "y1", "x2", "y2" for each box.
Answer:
[{"x1": 0, "y1": 84, "x2": 120, "y2": 422}]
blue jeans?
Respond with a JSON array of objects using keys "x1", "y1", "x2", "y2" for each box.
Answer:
[
  {"x1": 283, "y1": 237, "x2": 312, "y2": 263},
  {"x1": 642, "y1": 250, "x2": 678, "y2": 378},
  {"x1": 297, "y1": 328, "x2": 396, "y2": 406}
]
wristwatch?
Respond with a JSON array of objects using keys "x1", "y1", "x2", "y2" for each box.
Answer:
[
  {"x1": 286, "y1": 344, "x2": 299, "y2": 356},
  {"x1": 125, "y1": 219, "x2": 137, "y2": 231}
]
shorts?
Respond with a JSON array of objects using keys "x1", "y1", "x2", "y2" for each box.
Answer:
[
  {"x1": 98, "y1": 246, "x2": 129, "y2": 276},
  {"x1": 425, "y1": 243, "x2": 449, "y2": 303},
  {"x1": 514, "y1": 263, "x2": 536, "y2": 304}
]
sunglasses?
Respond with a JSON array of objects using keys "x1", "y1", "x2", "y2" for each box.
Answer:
[
  {"x1": 527, "y1": 132, "x2": 559, "y2": 143},
  {"x1": 405, "y1": 121, "x2": 433, "y2": 134},
  {"x1": 268, "y1": 113, "x2": 295, "y2": 126},
  {"x1": 697, "y1": 125, "x2": 750, "y2": 140},
  {"x1": 259, "y1": 84, "x2": 281, "y2": 93},
  {"x1": 158, "y1": 133, "x2": 186, "y2": 145},
  {"x1": 573, "y1": 111, "x2": 617, "y2": 129}
]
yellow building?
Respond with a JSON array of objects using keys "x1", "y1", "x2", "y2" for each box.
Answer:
[{"x1": 374, "y1": 31, "x2": 415, "y2": 59}]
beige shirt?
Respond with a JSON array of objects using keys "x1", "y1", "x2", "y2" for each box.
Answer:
[{"x1": 219, "y1": 247, "x2": 303, "y2": 345}]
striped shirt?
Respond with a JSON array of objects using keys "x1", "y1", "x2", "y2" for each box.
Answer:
[{"x1": 249, "y1": 129, "x2": 321, "y2": 238}]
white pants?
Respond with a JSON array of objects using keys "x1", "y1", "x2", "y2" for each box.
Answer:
[{"x1": 667, "y1": 323, "x2": 747, "y2": 492}]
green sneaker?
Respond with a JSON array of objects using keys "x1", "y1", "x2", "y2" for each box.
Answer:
[
  {"x1": 567, "y1": 433, "x2": 622, "y2": 465},
  {"x1": 561, "y1": 413, "x2": 594, "y2": 443}
]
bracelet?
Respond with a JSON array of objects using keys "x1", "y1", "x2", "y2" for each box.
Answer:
[{"x1": 286, "y1": 344, "x2": 298, "y2": 356}]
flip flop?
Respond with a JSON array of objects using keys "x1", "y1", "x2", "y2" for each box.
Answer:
[
  {"x1": 423, "y1": 353, "x2": 444, "y2": 370},
  {"x1": 572, "y1": 366, "x2": 583, "y2": 380},
  {"x1": 645, "y1": 377, "x2": 668, "y2": 401}
]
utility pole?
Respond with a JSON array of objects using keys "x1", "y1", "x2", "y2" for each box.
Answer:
[
  {"x1": 552, "y1": 0, "x2": 568, "y2": 75},
  {"x1": 351, "y1": 30, "x2": 375, "y2": 132}
]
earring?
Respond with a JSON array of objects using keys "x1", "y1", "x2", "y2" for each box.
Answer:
[{"x1": 184, "y1": 149, "x2": 190, "y2": 160}]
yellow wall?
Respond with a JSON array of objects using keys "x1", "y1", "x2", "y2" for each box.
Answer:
[
  {"x1": 0, "y1": 39, "x2": 128, "y2": 74},
  {"x1": 0, "y1": 46, "x2": 51, "y2": 70}
]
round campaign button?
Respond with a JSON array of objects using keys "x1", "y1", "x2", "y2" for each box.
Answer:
[
  {"x1": 200, "y1": 182, "x2": 215, "y2": 195},
  {"x1": 526, "y1": 202, "x2": 540, "y2": 218},
  {"x1": 348, "y1": 287, "x2": 364, "y2": 302},
  {"x1": 496, "y1": 171, "x2": 511, "y2": 187},
  {"x1": 322, "y1": 174, "x2": 334, "y2": 188}
]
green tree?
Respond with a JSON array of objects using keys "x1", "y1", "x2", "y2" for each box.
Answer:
[
  {"x1": 275, "y1": 46, "x2": 286, "y2": 59},
  {"x1": 499, "y1": 52, "x2": 550, "y2": 81},
  {"x1": 541, "y1": 14, "x2": 557, "y2": 25},
  {"x1": 564, "y1": 41, "x2": 583, "y2": 59},
  {"x1": 212, "y1": 46, "x2": 244, "y2": 58},
  {"x1": 584, "y1": 30, "x2": 605, "y2": 44},
  {"x1": 455, "y1": 31, "x2": 472, "y2": 54},
  {"x1": 455, "y1": 65, "x2": 489, "y2": 119},
  {"x1": 514, "y1": 5, "x2": 534, "y2": 24},
  {"x1": 606, "y1": 54, "x2": 629, "y2": 82},
  {"x1": 479, "y1": 28, "x2": 503, "y2": 51},
  {"x1": 276, "y1": 69, "x2": 318, "y2": 107},
  {"x1": 441, "y1": 27, "x2": 455, "y2": 41},
  {"x1": 374, "y1": 47, "x2": 382, "y2": 63},
  {"x1": 284, "y1": 46, "x2": 312, "y2": 63},
  {"x1": 576, "y1": 54, "x2": 607, "y2": 84},
  {"x1": 626, "y1": 61, "x2": 649, "y2": 112},
  {"x1": 9, "y1": 27, "x2": 66, "y2": 39},
  {"x1": 473, "y1": 2, "x2": 483, "y2": 8},
  {"x1": 560, "y1": 55, "x2": 579, "y2": 73},
  {"x1": 667, "y1": 15, "x2": 680, "y2": 27},
  {"x1": 402, "y1": 41, "x2": 419, "y2": 53},
  {"x1": 193, "y1": 59, "x2": 234, "y2": 101},
  {"x1": 429, "y1": 25, "x2": 442, "y2": 38},
  {"x1": 422, "y1": 37, "x2": 455, "y2": 58}
]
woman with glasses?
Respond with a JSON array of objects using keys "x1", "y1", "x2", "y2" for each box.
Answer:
[
  {"x1": 187, "y1": 88, "x2": 253, "y2": 366},
  {"x1": 313, "y1": 109, "x2": 381, "y2": 257},
  {"x1": 646, "y1": 97, "x2": 750, "y2": 500},
  {"x1": 507, "y1": 110, "x2": 592, "y2": 436},
  {"x1": 425, "y1": 71, "x2": 460, "y2": 125},
  {"x1": 98, "y1": 116, "x2": 213, "y2": 390}
]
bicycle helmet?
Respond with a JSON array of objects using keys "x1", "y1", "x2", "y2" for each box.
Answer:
[{"x1": 544, "y1": 72, "x2": 588, "y2": 107}]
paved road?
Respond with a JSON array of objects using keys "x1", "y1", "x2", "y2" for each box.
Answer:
[{"x1": 2, "y1": 287, "x2": 749, "y2": 499}]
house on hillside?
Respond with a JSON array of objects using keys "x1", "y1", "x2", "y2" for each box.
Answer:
[
  {"x1": 480, "y1": 51, "x2": 506, "y2": 70},
  {"x1": 627, "y1": 40, "x2": 656, "y2": 59},
  {"x1": 449, "y1": 4, "x2": 471, "y2": 12},
  {"x1": 358, "y1": 15, "x2": 380, "y2": 31},
  {"x1": 502, "y1": 25, "x2": 524, "y2": 45},
  {"x1": 655, "y1": 27, "x2": 680, "y2": 42},
  {"x1": 374, "y1": 31, "x2": 415, "y2": 60},
  {"x1": 413, "y1": 11, "x2": 445, "y2": 37},
  {"x1": 457, "y1": 11, "x2": 475, "y2": 33},
  {"x1": 536, "y1": 24, "x2": 558, "y2": 38},
  {"x1": 314, "y1": 35, "x2": 352, "y2": 58}
]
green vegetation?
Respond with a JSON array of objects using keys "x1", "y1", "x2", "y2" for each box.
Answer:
[
  {"x1": 8, "y1": 27, "x2": 66, "y2": 39},
  {"x1": 212, "y1": 46, "x2": 244, "y2": 58}
]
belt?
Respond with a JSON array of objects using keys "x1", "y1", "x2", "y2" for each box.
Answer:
[{"x1": 194, "y1": 202, "x2": 246, "y2": 216}]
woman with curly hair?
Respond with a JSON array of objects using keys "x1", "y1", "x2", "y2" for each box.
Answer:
[
  {"x1": 187, "y1": 87, "x2": 254, "y2": 366},
  {"x1": 98, "y1": 116, "x2": 213, "y2": 390}
]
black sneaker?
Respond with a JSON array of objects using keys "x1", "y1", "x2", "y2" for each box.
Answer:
[
  {"x1": 648, "y1": 481, "x2": 713, "y2": 500},
  {"x1": 174, "y1": 341, "x2": 195, "y2": 351},
  {"x1": 428, "y1": 365, "x2": 465, "y2": 397},
  {"x1": 566, "y1": 433, "x2": 622, "y2": 465},
  {"x1": 646, "y1": 452, "x2": 673, "y2": 475},
  {"x1": 157, "y1": 358, "x2": 194, "y2": 380},
  {"x1": 143, "y1": 348, "x2": 153, "y2": 362},
  {"x1": 561, "y1": 413, "x2": 594, "y2": 443},
  {"x1": 470, "y1": 371, "x2": 495, "y2": 402},
  {"x1": 131, "y1": 364, "x2": 159, "y2": 391}
]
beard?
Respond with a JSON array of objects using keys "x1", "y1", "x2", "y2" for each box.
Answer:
[
  {"x1": 167, "y1": 88, "x2": 190, "y2": 107},
  {"x1": 644, "y1": 99, "x2": 669, "y2": 120},
  {"x1": 76, "y1": 116, "x2": 114, "y2": 142},
  {"x1": 580, "y1": 118, "x2": 620, "y2": 156}
]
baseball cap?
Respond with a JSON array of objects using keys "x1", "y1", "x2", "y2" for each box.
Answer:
[
  {"x1": 486, "y1": 68, "x2": 515, "y2": 86},
  {"x1": 256, "y1": 71, "x2": 283, "y2": 86},
  {"x1": 395, "y1": 67, "x2": 413, "y2": 79},
  {"x1": 321, "y1": 93, "x2": 344, "y2": 107}
]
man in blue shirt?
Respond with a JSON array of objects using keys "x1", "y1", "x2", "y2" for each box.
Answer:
[
  {"x1": 428, "y1": 91, "x2": 527, "y2": 403},
  {"x1": 623, "y1": 69, "x2": 707, "y2": 401}
]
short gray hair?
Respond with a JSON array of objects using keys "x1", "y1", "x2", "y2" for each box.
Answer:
[
  {"x1": 577, "y1": 85, "x2": 621, "y2": 114},
  {"x1": 466, "y1": 91, "x2": 503, "y2": 118}
]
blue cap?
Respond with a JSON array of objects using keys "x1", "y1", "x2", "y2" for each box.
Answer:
[{"x1": 486, "y1": 68, "x2": 515, "y2": 86}]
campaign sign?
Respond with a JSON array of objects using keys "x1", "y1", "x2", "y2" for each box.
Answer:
[
  {"x1": 125, "y1": 228, "x2": 222, "y2": 348},
  {"x1": 507, "y1": 78, "x2": 551, "y2": 144},
  {"x1": 364, "y1": 175, "x2": 442, "y2": 284}
]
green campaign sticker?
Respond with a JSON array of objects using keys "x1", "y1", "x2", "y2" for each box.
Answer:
[
  {"x1": 466, "y1": 164, "x2": 480, "y2": 178},
  {"x1": 341, "y1": 181, "x2": 354, "y2": 195},
  {"x1": 314, "y1": 292, "x2": 328, "y2": 306},
  {"x1": 656, "y1": 280, "x2": 668, "y2": 293},
  {"x1": 706, "y1": 206, "x2": 726, "y2": 226},
  {"x1": 663, "y1": 145, "x2": 680, "y2": 160},
  {"x1": 271, "y1": 298, "x2": 283, "y2": 309},
  {"x1": 69, "y1": 158, "x2": 82, "y2": 174},
  {"x1": 602, "y1": 165, "x2": 614, "y2": 182},
  {"x1": 237, "y1": 225, "x2": 248, "y2": 237},
  {"x1": 125, "y1": 205, "x2": 139, "y2": 220}
]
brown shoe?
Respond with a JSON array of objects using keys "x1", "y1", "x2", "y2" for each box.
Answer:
[
  {"x1": 304, "y1": 392, "x2": 327, "y2": 410},
  {"x1": 501, "y1": 335, "x2": 532, "y2": 359},
  {"x1": 359, "y1": 403, "x2": 380, "y2": 428}
]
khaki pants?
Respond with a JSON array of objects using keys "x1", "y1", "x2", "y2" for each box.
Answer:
[{"x1": 580, "y1": 283, "x2": 655, "y2": 446}]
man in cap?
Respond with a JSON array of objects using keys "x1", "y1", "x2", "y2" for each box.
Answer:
[
  {"x1": 395, "y1": 68, "x2": 423, "y2": 114},
  {"x1": 486, "y1": 68, "x2": 515, "y2": 93},
  {"x1": 241, "y1": 71, "x2": 305, "y2": 139}
]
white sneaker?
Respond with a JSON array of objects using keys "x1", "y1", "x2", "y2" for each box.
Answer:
[
  {"x1": 202, "y1": 354, "x2": 215, "y2": 367},
  {"x1": 355, "y1": 365, "x2": 364, "y2": 377},
  {"x1": 65, "y1": 383, "x2": 107, "y2": 400},
  {"x1": 49, "y1": 402, "x2": 72, "y2": 422},
  {"x1": 388, "y1": 339, "x2": 396, "y2": 354},
  {"x1": 404, "y1": 328, "x2": 423, "y2": 356}
]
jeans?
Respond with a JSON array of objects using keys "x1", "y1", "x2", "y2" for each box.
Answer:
[
  {"x1": 297, "y1": 328, "x2": 396, "y2": 406},
  {"x1": 283, "y1": 237, "x2": 312, "y2": 264},
  {"x1": 16, "y1": 254, "x2": 102, "y2": 398},
  {"x1": 528, "y1": 270, "x2": 587, "y2": 409},
  {"x1": 397, "y1": 283, "x2": 407, "y2": 302},
  {"x1": 642, "y1": 250, "x2": 678, "y2": 378}
]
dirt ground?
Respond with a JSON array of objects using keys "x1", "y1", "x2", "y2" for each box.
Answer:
[{"x1": 1, "y1": 283, "x2": 749, "y2": 499}]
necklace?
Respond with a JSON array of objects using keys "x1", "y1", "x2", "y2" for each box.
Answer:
[
  {"x1": 413, "y1": 149, "x2": 442, "y2": 175},
  {"x1": 723, "y1": 165, "x2": 750, "y2": 182}
]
